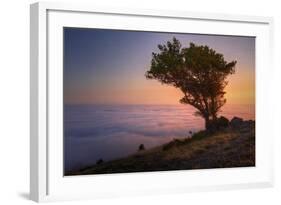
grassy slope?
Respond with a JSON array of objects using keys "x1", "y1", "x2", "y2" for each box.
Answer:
[{"x1": 68, "y1": 121, "x2": 255, "y2": 176}]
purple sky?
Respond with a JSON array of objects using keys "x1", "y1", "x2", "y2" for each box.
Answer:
[{"x1": 64, "y1": 27, "x2": 255, "y2": 105}]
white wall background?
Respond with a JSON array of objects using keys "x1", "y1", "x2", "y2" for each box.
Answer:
[{"x1": 0, "y1": 0, "x2": 280, "y2": 204}]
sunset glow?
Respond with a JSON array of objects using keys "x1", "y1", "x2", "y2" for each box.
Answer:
[
  {"x1": 64, "y1": 28, "x2": 256, "y2": 174},
  {"x1": 64, "y1": 28, "x2": 255, "y2": 107}
]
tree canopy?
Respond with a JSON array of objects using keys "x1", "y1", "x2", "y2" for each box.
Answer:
[{"x1": 145, "y1": 37, "x2": 236, "y2": 131}]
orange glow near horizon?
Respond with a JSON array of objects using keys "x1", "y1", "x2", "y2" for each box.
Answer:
[
  {"x1": 64, "y1": 66, "x2": 255, "y2": 106},
  {"x1": 225, "y1": 65, "x2": 255, "y2": 105},
  {"x1": 64, "y1": 29, "x2": 255, "y2": 107}
]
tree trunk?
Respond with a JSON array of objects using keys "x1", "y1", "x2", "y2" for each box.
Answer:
[
  {"x1": 204, "y1": 116, "x2": 216, "y2": 133},
  {"x1": 204, "y1": 116, "x2": 211, "y2": 131},
  {"x1": 212, "y1": 113, "x2": 217, "y2": 121}
]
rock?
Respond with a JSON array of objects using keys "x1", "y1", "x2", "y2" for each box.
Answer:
[
  {"x1": 206, "y1": 116, "x2": 230, "y2": 132},
  {"x1": 230, "y1": 117, "x2": 243, "y2": 128},
  {"x1": 96, "y1": 158, "x2": 104, "y2": 165},
  {"x1": 216, "y1": 116, "x2": 230, "y2": 128},
  {"x1": 240, "y1": 120, "x2": 255, "y2": 130},
  {"x1": 138, "y1": 144, "x2": 145, "y2": 151}
]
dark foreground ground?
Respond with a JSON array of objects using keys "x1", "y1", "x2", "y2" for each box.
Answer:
[{"x1": 66, "y1": 118, "x2": 255, "y2": 176}]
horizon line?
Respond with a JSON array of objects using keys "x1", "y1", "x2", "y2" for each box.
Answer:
[{"x1": 64, "y1": 102, "x2": 255, "y2": 106}]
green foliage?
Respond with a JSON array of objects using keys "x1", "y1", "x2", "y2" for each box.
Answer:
[
  {"x1": 162, "y1": 130, "x2": 209, "y2": 151},
  {"x1": 162, "y1": 138, "x2": 187, "y2": 151},
  {"x1": 191, "y1": 130, "x2": 209, "y2": 140},
  {"x1": 146, "y1": 38, "x2": 236, "y2": 130}
]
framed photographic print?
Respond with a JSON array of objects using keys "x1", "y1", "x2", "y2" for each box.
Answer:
[{"x1": 30, "y1": 2, "x2": 274, "y2": 202}]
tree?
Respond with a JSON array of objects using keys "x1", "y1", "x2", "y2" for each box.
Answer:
[{"x1": 145, "y1": 37, "x2": 236, "y2": 131}]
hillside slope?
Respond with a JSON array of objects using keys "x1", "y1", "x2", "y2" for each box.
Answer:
[{"x1": 67, "y1": 119, "x2": 255, "y2": 176}]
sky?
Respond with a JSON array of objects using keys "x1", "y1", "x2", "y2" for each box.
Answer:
[{"x1": 64, "y1": 27, "x2": 255, "y2": 105}]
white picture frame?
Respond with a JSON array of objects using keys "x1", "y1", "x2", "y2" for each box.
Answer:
[{"x1": 30, "y1": 2, "x2": 274, "y2": 202}]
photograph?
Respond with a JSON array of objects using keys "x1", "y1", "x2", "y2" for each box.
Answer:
[{"x1": 63, "y1": 28, "x2": 255, "y2": 176}]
